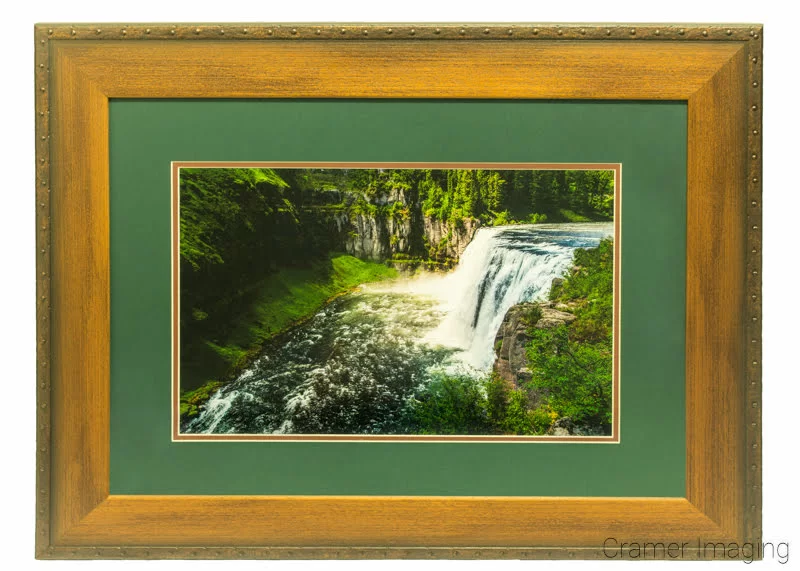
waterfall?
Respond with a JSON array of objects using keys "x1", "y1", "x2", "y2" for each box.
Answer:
[{"x1": 418, "y1": 223, "x2": 614, "y2": 370}]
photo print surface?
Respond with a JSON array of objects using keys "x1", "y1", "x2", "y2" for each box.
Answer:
[{"x1": 173, "y1": 163, "x2": 620, "y2": 441}]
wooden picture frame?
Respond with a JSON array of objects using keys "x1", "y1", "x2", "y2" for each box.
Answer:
[{"x1": 35, "y1": 23, "x2": 763, "y2": 560}]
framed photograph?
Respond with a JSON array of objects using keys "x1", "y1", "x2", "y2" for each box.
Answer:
[{"x1": 35, "y1": 23, "x2": 762, "y2": 560}]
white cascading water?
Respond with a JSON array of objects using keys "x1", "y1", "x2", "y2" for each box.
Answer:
[{"x1": 400, "y1": 223, "x2": 614, "y2": 370}]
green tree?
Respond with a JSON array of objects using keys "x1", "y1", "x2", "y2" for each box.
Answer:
[
  {"x1": 525, "y1": 325, "x2": 612, "y2": 428},
  {"x1": 411, "y1": 375, "x2": 492, "y2": 435}
]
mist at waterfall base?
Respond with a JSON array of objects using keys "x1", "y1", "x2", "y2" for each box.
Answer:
[{"x1": 184, "y1": 223, "x2": 613, "y2": 435}]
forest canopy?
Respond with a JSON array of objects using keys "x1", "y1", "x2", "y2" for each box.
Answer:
[
  {"x1": 294, "y1": 167, "x2": 615, "y2": 224},
  {"x1": 179, "y1": 166, "x2": 615, "y2": 275}
]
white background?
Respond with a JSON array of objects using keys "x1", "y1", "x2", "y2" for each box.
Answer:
[{"x1": 2, "y1": 0, "x2": 797, "y2": 568}]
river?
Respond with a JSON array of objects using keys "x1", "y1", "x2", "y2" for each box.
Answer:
[{"x1": 184, "y1": 222, "x2": 613, "y2": 435}]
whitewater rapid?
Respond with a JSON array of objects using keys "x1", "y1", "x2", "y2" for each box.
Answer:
[{"x1": 184, "y1": 222, "x2": 612, "y2": 434}]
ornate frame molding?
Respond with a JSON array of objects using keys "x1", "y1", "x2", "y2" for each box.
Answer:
[{"x1": 35, "y1": 23, "x2": 762, "y2": 560}]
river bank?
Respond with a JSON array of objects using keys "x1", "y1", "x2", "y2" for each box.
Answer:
[
  {"x1": 490, "y1": 236, "x2": 615, "y2": 435},
  {"x1": 180, "y1": 253, "x2": 397, "y2": 420}
]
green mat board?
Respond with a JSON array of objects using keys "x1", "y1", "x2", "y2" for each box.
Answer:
[{"x1": 109, "y1": 100, "x2": 686, "y2": 496}]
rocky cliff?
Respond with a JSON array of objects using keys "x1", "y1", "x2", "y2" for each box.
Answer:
[
  {"x1": 492, "y1": 301, "x2": 576, "y2": 386},
  {"x1": 333, "y1": 187, "x2": 480, "y2": 267},
  {"x1": 422, "y1": 216, "x2": 480, "y2": 262},
  {"x1": 492, "y1": 287, "x2": 611, "y2": 437}
]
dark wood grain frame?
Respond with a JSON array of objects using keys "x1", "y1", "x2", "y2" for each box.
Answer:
[{"x1": 34, "y1": 23, "x2": 763, "y2": 560}]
